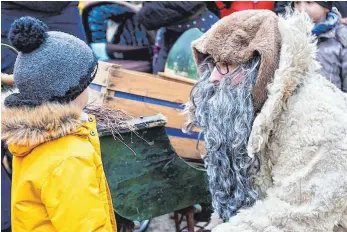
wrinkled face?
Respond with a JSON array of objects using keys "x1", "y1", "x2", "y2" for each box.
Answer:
[
  {"x1": 294, "y1": 1, "x2": 329, "y2": 23},
  {"x1": 184, "y1": 56, "x2": 261, "y2": 220}
]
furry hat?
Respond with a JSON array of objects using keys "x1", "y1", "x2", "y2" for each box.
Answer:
[{"x1": 191, "y1": 10, "x2": 282, "y2": 111}]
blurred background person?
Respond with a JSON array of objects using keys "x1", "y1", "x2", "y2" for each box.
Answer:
[
  {"x1": 138, "y1": 1, "x2": 220, "y2": 74},
  {"x1": 294, "y1": 1, "x2": 347, "y2": 92},
  {"x1": 81, "y1": 1, "x2": 154, "y2": 72}
]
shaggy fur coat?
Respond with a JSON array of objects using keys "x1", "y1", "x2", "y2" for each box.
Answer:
[{"x1": 193, "y1": 11, "x2": 347, "y2": 232}]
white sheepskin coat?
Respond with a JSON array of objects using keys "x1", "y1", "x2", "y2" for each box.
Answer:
[{"x1": 213, "y1": 11, "x2": 347, "y2": 232}]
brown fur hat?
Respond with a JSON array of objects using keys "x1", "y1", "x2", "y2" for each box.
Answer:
[{"x1": 191, "y1": 10, "x2": 282, "y2": 111}]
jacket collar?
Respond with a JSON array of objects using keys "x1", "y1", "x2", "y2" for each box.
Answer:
[
  {"x1": 318, "y1": 27, "x2": 336, "y2": 39},
  {"x1": 1, "y1": 102, "x2": 93, "y2": 156}
]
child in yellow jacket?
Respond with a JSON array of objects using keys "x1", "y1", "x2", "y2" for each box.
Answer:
[{"x1": 1, "y1": 16, "x2": 117, "y2": 231}]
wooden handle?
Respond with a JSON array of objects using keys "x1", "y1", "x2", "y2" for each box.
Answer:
[{"x1": 1, "y1": 73, "x2": 14, "y2": 86}]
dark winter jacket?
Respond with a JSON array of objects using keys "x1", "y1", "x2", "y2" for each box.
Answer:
[
  {"x1": 1, "y1": 1, "x2": 85, "y2": 41},
  {"x1": 138, "y1": 1, "x2": 206, "y2": 30},
  {"x1": 143, "y1": 1, "x2": 219, "y2": 74}
]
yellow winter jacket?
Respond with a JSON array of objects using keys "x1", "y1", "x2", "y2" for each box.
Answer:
[{"x1": 1, "y1": 103, "x2": 117, "y2": 231}]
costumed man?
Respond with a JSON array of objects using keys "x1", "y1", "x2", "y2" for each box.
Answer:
[{"x1": 184, "y1": 9, "x2": 347, "y2": 232}]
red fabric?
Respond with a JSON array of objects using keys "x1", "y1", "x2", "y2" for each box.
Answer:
[{"x1": 215, "y1": 1, "x2": 275, "y2": 18}]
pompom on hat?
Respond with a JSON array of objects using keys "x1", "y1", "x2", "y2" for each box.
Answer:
[{"x1": 5, "y1": 16, "x2": 98, "y2": 108}]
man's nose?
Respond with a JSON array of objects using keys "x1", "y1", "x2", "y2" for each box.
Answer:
[{"x1": 209, "y1": 68, "x2": 224, "y2": 83}]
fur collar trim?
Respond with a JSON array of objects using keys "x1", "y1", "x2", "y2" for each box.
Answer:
[{"x1": 1, "y1": 103, "x2": 83, "y2": 147}]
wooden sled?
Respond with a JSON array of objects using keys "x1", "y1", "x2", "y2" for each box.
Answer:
[
  {"x1": 98, "y1": 114, "x2": 210, "y2": 231},
  {"x1": 89, "y1": 61, "x2": 206, "y2": 162}
]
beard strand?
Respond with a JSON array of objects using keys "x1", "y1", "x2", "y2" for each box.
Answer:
[{"x1": 184, "y1": 57, "x2": 261, "y2": 220}]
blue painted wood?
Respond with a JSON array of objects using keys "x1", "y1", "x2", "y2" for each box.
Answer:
[{"x1": 89, "y1": 83, "x2": 205, "y2": 141}]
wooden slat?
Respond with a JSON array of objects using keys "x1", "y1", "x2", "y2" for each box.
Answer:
[
  {"x1": 93, "y1": 62, "x2": 195, "y2": 104},
  {"x1": 106, "y1": 68, "x2": 193, "y2": 104},
  {"x1": 104, "y1": 91, "x2": 185, "y2": 130},
  {"x1": 89, "y1": 88, "x2": 201, "y2": 132},
  {"x1": 90, "y1": 62, "x2": 205, "y2": 160},
  {"x1": 90, "y1": 89, "x2": 205, "y2": 160},
  {"x1": 117, "y1": 67, "x2": 158, "y2": 79},
  {"x1": 169, "y1": 136, "x2": 205, "y2": 159},
  {"x1": 158, "y1": 72, "x2": 197, "y2": 85},
  {"x1": 88, "y1": 89, "x2": 105, "y2": 106},
  {"x1": 93, "y1": 61, "x2": 119, "y2": 86}
]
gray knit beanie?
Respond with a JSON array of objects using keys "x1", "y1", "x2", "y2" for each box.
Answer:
[{"x1": 5, "y1": 16, "x2": 98, "y2": 108}]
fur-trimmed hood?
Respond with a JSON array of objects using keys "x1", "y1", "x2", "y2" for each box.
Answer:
[{"x1": 1, "y1": 103, "x2": 85, "y2": 156}]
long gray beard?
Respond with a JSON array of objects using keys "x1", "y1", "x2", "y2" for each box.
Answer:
[{"x1": 184, "y1": 57, "x2": 261, "y2": 221}]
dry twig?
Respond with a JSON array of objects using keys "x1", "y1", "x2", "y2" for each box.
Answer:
[{"x1": 85, "y1": 105, "x2": 152, "y2": 155}]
